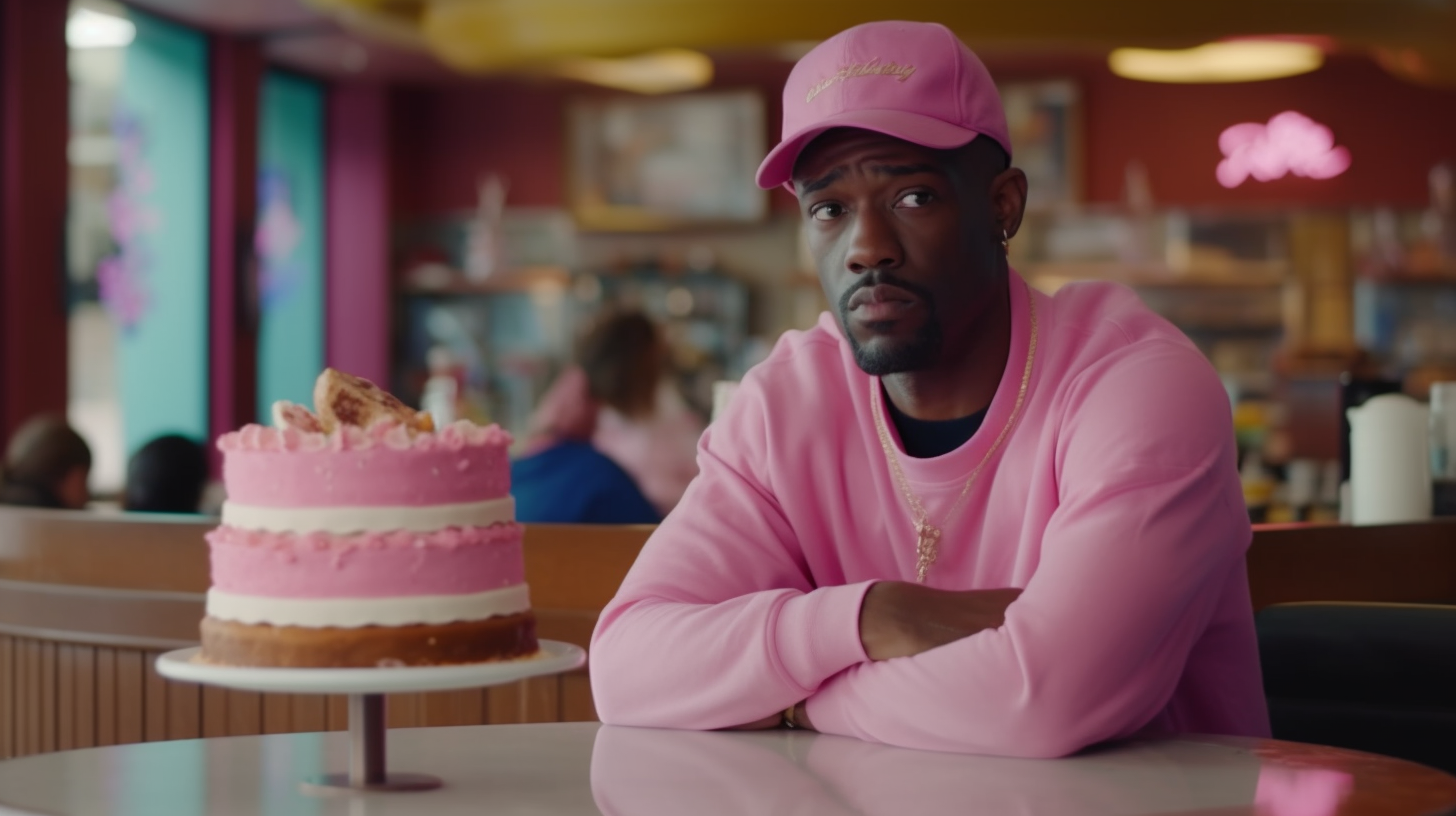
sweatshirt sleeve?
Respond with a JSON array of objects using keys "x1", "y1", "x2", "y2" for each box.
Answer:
[
  {"x1": 804, "y1": 342, "x2": 1253, "y2": 757},
  {"x1": 589, "y1": 370, "x2": 873, "y2": 729}
]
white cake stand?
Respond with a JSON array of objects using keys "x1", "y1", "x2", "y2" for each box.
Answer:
[{"x1": 155, "y1": 640, "x2": 585, "y2": 794}]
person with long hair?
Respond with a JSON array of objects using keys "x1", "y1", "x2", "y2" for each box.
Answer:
[
  {"x1": 586, "y1": 313, "x2": 705, "y2": 517},
  {"x1": 511, "y1": 313, "x2": 664, "y2": 524}
]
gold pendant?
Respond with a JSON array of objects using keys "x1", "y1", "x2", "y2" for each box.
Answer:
[{"x1": 914, "y1": 520, "x2": 941, "y2": 583}]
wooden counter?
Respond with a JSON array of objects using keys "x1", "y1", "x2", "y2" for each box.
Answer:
[
  {"x1": 1248, "y1": 519, "x2": 1456, "y2": 610},
  {"x1": 0, "y1": 506, "x2": 1452, "y2": 760},
  {"x1": 0, "y1": 508, "x2": 650, "y2": 760}
]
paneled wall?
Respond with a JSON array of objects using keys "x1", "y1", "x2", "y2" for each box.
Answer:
[
  {"x1": 3, "y1": 507, "x2": 1454, "y2": 762},
  {"x1": 0, "y1": 510, "x2": 646, "y2": 761},
  {"x1": 0, "y1": 635, "x2": 587, "y2": 761}
]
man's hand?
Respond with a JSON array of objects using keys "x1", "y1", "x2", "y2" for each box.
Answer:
[
  {"x1": 722, "y1": 584, "x2": 1020, "y2": 731},
  {"x1": 721, "y1": 701, "x2": 817, "y2": 732},
  {"x1": 859, "y1": 581, "x2": 1023, "y2": 661}
]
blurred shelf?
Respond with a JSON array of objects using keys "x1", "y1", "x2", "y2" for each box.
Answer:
[
  {"x1": 1178, "y1": 323, "x2": 1285, "y2": 333},
  {"x1": 397, "y1": 265, "x2": 571, "y2": 296},
  {"x1": 1355, "y1": 271, "x2": 1456, "y2": 286},
  {"x1": 1024, "y1": 260, "x2": 1288, "y2": 291}
]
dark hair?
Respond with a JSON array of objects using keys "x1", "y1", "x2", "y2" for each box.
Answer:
[
  {"x1": 979, "y1": 134, "x2": 1011, "y2": 173},
  {"x1": 0, "y1": 415, "x2": 92, "y2": 509},
  {"x1": 933, "y1": 134, "x2": 1010, "y2": 182},
  {"x1": 124, "y1": 434, "x2": 208, "y2": 514},
  {"x1": 577, "y1": 312, "x2": 665, "y2": 420}
]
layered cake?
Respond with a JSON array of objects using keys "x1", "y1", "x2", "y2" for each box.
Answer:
[{"x1": 200, "y1": 369, "x2": 538, "y2": 667}]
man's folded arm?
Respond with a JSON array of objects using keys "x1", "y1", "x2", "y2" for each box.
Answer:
[
  {"x1": 589, "y1": 381, "x2": 873, "y2": 729},
  {"x1": 805, "y1": 345, "x2": 1253, "y2": 756}
]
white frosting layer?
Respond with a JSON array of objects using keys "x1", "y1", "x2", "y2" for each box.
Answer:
[
  {"x1": 206, "y1": 584, "x2": 531, "y2": 628},
  {"x1": 220, "y1": 496, "x2": 515, "y2": 534}
]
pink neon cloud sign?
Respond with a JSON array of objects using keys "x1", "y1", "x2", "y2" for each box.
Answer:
[{"x1": 1216, "y1": 110, "x2": 1351, "y2": 188}]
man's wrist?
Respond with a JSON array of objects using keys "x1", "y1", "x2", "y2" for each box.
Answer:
[
  {"x1": 859, "y1": 580, "x2": 912, "y2": 661},
  {"x1": 783, "y1": 700, "x2": 814, "y2": 731}
]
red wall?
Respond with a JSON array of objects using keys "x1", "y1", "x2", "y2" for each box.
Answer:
[
  {"x1": 390, "y1": 59, "x2": 796, "y2": 218},
  {"x1": 391, "y1": 53, "x2": 1456, "y2": 217},
  {"x1": 989, "y1": 53, "x2": 1456, "y2": 208},
  {"x1": 392, "y1": 80, "x2": 572, "y2": 216},
  {"x1": 0, "y1": 0, "x2": 69, "y2": 442}
]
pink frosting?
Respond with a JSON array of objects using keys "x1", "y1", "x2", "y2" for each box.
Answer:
[
  {"x1": 219, "y1": 420, "x2": 512, "y2": 507},
  {"x1": 207, "y1": 523, "x2": 525, "y2": 598}
]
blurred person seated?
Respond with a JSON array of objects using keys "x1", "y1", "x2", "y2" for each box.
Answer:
[
  {"x1": 124, "y1": 434, "x2": 209, "y2": 514},
  {"x1": 0, "y1": 414, "x2": 92, "y2": 509},
  {"x1": 512, "y1": 366, "x2": 660, "y2": 525},
  {"x1": 584, "y1": 312, "x2": 706, "y2": 516}
]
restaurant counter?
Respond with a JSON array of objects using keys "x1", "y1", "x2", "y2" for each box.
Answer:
[{"x1": 0, "y1": 506, "x2": 1452, "y2": 761}]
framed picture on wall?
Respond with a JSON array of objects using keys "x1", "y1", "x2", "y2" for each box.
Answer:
[
  {"x1": 567, "y1": 90, "x2": 768, "y2": 231},
  {"x1": 1000, "y1": 80, "x2": 1081, "y2": 209}
]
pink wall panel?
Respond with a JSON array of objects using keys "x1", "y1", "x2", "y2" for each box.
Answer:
[
  {"x1": 326, "y1": 84, "x2": 390, "y2": 387},
  {"x1": 207, "y1": 37, "x2": 261, "y2": 468}
]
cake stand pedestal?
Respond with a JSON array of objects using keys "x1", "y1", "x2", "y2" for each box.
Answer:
[{"x1": 155, "y1": 640, "x2": 585, "y2": 794}]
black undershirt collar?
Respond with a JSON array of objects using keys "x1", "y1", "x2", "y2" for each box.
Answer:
[{"x1": 883, "y1": 388, "x2": 988, "y2": 459}]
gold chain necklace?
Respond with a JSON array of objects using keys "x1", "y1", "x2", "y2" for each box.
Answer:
[{"x1": 870, "y1": 283, "x2": 1039, "y2": 583}]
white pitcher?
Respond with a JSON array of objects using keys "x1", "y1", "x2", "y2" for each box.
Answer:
[{"x1": 1347, "y1": 393, "x2": 1432, "y2": 524}]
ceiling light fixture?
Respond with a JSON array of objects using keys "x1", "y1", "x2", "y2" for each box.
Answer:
[
  {"x1": 67, "y1": 8, "x2": 136, "y2": 50},
  {"x1": 1109, "y1": 40, "x2": 1323, "y2": 83},
  {"x1": 554, "y1": 48, "x2": 713, "y2": 95}
]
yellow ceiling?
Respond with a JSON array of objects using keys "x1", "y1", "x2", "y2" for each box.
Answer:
[{"x1": 306, "y1": 0, "x2": 1456, "y2": 86}]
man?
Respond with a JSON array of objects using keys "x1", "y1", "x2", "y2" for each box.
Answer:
[{"x1": 589, "y1": 20, "x2": 1270, "y2": 757}]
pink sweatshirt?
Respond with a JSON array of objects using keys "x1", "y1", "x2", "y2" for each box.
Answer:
[{"x1": 589, "y1": 272, "x2": 1271, "y2": 757}]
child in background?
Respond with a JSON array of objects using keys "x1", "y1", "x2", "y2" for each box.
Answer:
[
  {"x1": 0, "y1": 415, "x2": 92, "y2": 510},
  {"x1": 123, "y1": 434, "x2": 208, "y2": 514}
]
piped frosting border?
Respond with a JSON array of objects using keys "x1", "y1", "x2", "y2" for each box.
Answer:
[
  {"x1": 221, "y1": 497, "x2": 516, "y2": 534},
  {"x1": 218, "y1": 419, "x2": 512, "y2": 454},
  {"x1": 205, "y1": 584, "x2": 532, "y2": 628}
]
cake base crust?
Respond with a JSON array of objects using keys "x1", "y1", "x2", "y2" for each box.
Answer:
[{"x1": 200, "y1": 612, "x2": 538, "y2": 668}]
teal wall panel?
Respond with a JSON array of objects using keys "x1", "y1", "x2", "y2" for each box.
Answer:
[{"x1": 107, "y1": 12, "x2": 210, "y2": 456}]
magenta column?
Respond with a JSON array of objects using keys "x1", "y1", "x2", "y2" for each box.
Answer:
[
  {"x1": 0, "y1": 0, "x2": 68, "y2": 441},
  {"x1": 325, "y1": 85, "x2": 390, "y2": 387},
  {"x1": 207, "y1": 36, "x2": 261, "y2": 465}
]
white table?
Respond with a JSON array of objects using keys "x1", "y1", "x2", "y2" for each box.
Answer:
[{"x1": 1, "y1": 722, "x2": 1454, "y2": 816}]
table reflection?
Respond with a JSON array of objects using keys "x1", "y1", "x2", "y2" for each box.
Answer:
[
  {"x1": 1255, "y1": 766, "x2": 1353, "y2": 816},
  {"x1": 590, "y1": 726, "x2": 1368, "y2": 816},
  {"x1": 0, "y1": 723, "x2": 1430, "y2": 816}
]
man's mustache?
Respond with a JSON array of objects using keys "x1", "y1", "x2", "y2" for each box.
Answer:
[{"x1": 838, "y1": 270, "x2": 937, "y2": 316}]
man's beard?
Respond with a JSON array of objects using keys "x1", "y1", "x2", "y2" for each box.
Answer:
[{"x1": 838, "y1": 272, "x2": 943, "y2": 376}]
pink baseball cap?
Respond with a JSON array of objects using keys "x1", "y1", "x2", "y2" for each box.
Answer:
[{"x1": 756, "y1": 21, "x2": 1012, "y2": 191}]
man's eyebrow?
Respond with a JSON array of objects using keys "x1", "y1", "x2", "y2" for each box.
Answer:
[
  {"x1": 871, "y1": 163, "x2": 944, "y2": 178},
  {"x1": 797, "y1": 169, "x2": 843, "y2": 195},
  {"x1": 797, "y1": 162, "x2": 943, "y2": 194}
]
